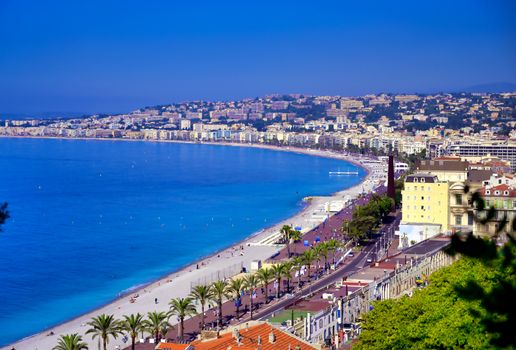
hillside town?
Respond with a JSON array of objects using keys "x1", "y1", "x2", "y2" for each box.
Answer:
[
  {"x1": 2, "y1": 92, "x2": 516, "y2": 171},
  {"x1": 2, "y1": 92, "x2": 515, "y2": 350}
]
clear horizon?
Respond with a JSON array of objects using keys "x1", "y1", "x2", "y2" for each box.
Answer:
[{"x1": 1, "y1": 0, "x2": 515, "y2": 115}]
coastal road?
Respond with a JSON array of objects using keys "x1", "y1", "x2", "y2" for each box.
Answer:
[{"x1": 247, "y1": 242, "x2": 377, "y2": 322}]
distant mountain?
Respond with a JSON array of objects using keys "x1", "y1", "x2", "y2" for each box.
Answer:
[
  {"x1": 460, "y1": 82, "x2": 516, "y2": 93},
  {"x1": 0, "y1": 111, "x2": 88, "y2": 120}
]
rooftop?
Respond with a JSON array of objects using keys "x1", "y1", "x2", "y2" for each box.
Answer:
[
  {"x1": 418, "y1": 159, "x2": 469, "y2": 172},
  {"x1": 157, "y1": 323, "x2": 317, "y2": 350}
]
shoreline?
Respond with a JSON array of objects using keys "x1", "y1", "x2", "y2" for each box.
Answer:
[{"x1": 1, "y1": 137, "x2": 382, "y2": 350}]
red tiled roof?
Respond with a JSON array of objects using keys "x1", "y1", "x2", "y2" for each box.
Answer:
[
  {"x1": 156, "y1": 344, "x2": 191, "y2": 350},
  {"x1": 480, "y1": 184, "x2": 516, "y2": 197},
  {"x1": 160, "y1": 323, "x2": 316, "y2": 350}
]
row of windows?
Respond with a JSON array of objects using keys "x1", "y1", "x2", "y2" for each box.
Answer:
[{"x1": 485, "y1": 200, "x2": 516, "y2": 210}]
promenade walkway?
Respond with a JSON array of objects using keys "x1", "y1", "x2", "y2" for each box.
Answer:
[{"x1": 124, "y1": 186, "x2": 391, "y2": 350}]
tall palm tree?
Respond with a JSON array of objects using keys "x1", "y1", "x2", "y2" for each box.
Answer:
[
  {"x1": 292, "y1": 256, "x2": 304, "y2": 288},
  {"x1": 326, "y1": 239, "x2": 342, "y2": 266},
  {"x1": 282, "y1": 261, "x2": 293, "y2": 293},
  {"x1": 290, "y1": 229, "x2": 302, "y2": 255},
  {"x1": 302, "y1": 249, "x2": 317, "y2": 283},
  {"x1": 190, "y1": 284, "x2": 213, "y2": 331},
  {"x1": 243, "y1": 274, "x2": 259, "y2": 319},
  {"x1": 280, "y1": 225, "x2": 292, "y2": 257},
  {"x1": 226, "y1": 277, "x2": 245, "y2": 318},
  {"x1": 281, "y1": 225, "x2": 301, "y2": 257},
  {"x1": 122, "y1": 313, "x2": 144, "y2": 350},
  {"x1": 210, "y1": 280, "x2": 228, "y2": 329},
  {"x1": 256, "y1": 267, "x2": 273, "y2": 303},
  {"x1": 143, "y1": 311, "x2": 171, "y2": 344},
  {"x1": 271, "y1": 263, "x2": 287, "y2": 298},
  {"x1": 53, "y1": 334, "x2": 88, "y2": 350},
  {"x1": 169, "y1": 297, "x2": 197, "y2": 340},
  {"x1": 316, "y1": 242, "x2": 330, "y2": 273},
  {"x1": 86, "y1": 314, "x2": 122, "y2": 350}
]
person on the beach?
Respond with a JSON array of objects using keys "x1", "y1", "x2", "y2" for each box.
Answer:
[{"x1": 155, "y1": 297, "x2": 158, "y2": 304}]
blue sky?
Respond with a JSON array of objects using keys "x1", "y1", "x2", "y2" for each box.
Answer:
[{"x1": 0, "y1": 0, "x2": 515, "y2": 114}]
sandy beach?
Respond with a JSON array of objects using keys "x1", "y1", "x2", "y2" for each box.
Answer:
[{"x1": 2, "y1": 142, "x2": 384, "y2": 350}]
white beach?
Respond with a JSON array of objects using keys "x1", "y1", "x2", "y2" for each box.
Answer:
[{"x1": 3, "y1": 143, "x2": 384, "y2": 350}]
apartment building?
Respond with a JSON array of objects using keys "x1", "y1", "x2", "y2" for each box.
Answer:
[{"x1": 448, "y1": 141, "x2": 516, "y2": 172}]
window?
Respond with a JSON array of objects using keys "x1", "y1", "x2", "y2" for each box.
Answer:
[
  {"x1": 455, "y1": 194, "x2": 462, "y2": 205},
  {"x1": 468, "y1": 212, "x2": 474, "y2": 225},
  {"x1": 415, "y1": 185, "x2": 418, "y2": 190},
  {"x1": 495, "y1": 191, "x2": 500, "y2": 195},
  {"x1": 421, "y1": 196, "x2": 424, "y2": 200},
  {"x1": 455, "y1": 215, "x2": 462, "y2": 226},
  {"x1": 414, "y1": 178, "x2": 419, "y2": 183},
  {"x1": 486, "y1": 190, "x2": 490, "y2": 195},
  {"x1": 421, "y1": 177, "x2": 426, "y2": 183},
  {"x1": 421, "y1": 206, "x2": 425, "y2": 210}
]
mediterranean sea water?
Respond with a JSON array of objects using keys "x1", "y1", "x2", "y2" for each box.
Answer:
[{"x1": 0, "y1": 138, "x2": 365, "y2": 345}]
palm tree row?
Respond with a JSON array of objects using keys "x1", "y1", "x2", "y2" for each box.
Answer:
[
  {"x1": 54, "y1": 239, "x2": 344, "y2": 350},
  {"x1": 53, "y1": 297, "x2": 197, "y2": 350}
]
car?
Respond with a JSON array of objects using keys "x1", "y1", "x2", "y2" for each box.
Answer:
[
  {"x1": 366, "y1": 257, "x2": 373, "y2": 263},
  {"x1": 348, "y1": 252, "x2": 354, "y2": 257}
]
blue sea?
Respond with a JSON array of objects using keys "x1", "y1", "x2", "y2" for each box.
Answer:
[{"x1": 0, "y1": 138, "x2": 365, "y2": 345}]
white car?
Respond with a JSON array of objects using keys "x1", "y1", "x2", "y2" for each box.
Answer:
[{"x1": 366, "y1": 257, "x2": 373, "y2": 263}]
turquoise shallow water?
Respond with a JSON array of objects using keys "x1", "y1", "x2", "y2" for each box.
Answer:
[{"x1": 0, "y1": 138, "x2": 365, "y2": 345}]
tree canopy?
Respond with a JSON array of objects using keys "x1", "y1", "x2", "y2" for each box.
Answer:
[{"x1": 354, "y1": 253, "x2": 513, "y2": 349}]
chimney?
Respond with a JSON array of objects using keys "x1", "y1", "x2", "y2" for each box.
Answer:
[
  {"x1": 269, "y1": 331, "x2": 276, "y2": 344},
  {"x1": 233, "y1": 328, "x2": 241, "y2": 346},
  {"x1": 387, "y1": 155, "x2": 395, "y2": 207}
]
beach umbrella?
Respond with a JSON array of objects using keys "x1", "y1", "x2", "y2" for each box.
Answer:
[
  {"x1": 295, "y1": 226, "x2": 302, "y2": 231},
  {"x1": 315, "y1": 236, "x2": 321, "y2": 242},
  {"x1": 303, "y1": 240, "x2": 309, "y2": 247}
]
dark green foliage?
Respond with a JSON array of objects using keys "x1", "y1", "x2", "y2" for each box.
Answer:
[
  {"x1": 355, "y1": 254, "x2": 513, "y2": 349},
  {"x1": 341, "y1": 195, "x2": 393, "y2": 242},
  {"x1": 355, "y1": 186, "x2": 516, "y2": 349}
]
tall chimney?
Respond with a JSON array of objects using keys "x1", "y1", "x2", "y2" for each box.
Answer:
[{"x1": 387, "y1": 155, "x2": 395, "y2": 207}]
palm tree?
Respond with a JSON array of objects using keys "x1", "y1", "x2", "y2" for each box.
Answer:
[
  {"x1": 143, "y1": 311, "x2": 171, "y2": 344},
  {"x1": 292, "y1": 256, "x2": 304, "y2": 288},
  {"x1": 280, "y1": 225, "x2": 292, "y2": 257},
  {"x1": 256, "y1": 267, "x2": 273, "y2": 303},
  {"x1": 122, "y1": 313, "x2": 144, "y2": 350},
  {"x1": 169, "y1": 297, "x2": 197, "y2": 340},
  {"x1": 281, "y1": 225, "x2": 301, "y2": 257},
  {"x1": 282, "y1": 261, "x2": 293, "y2": 293},
  {"x1": 316, "y1": 242, "x2": 330, "y2": 273},
  {"x1": 290, "y1": 229, "x2": 302, "y2": 255},
  {"x1": 210, "y1": 280, "x2": 228, "y2": 329},
  {"x1": 86, "y1": 314, "x2": 122, "y2": 350},
  {"x1": 302, "y1": 249, "x2": 317, "y2": 283},
  {"x1": 243, "y1": 273, "x2": 260, "y2": 319},
  {"x1": 226, "y1": 277, "x2": 245, "y2": 318},
  {"x1": 326, "y1": 239, "x2": 342, "y2": 266},
  {"x1": 53, "y1": 334, "x2": 88, "y2": 350},
  {"x1": 190, "y1": 284, "x2": 213, "y2": 331},
  {"x1": 271, "y1": 263, "x2": 288, "y2": 298}
]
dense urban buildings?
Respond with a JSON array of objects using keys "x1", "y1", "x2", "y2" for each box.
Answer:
[{"x1": 1, "y1": 92, "x2": 515, "y2": 163}]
